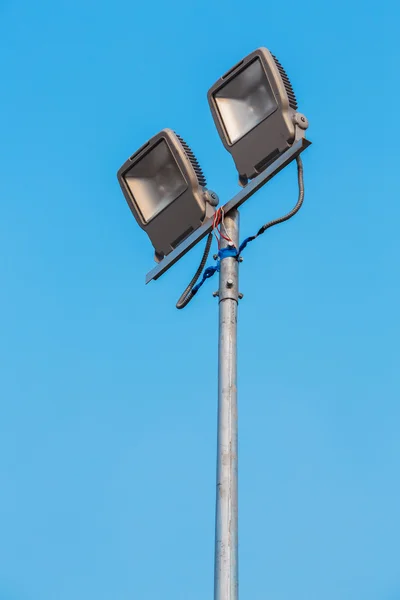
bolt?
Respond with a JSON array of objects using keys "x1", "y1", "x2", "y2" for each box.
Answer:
[
  {"x1": 213, "y1": 254, "x2": 218, "y2": 260},
  {"x1": 301, "y1": 116, "x2": 306, "y2": 122},
  {"x1": 228, "y1": 241, "x2": 234, "y2": 248},
  {"x1": 238, "y1": 256, "x2": 244, "y2": 262},
  {"x1": 238, "y1": 293, "x2": 244, "y2": 300},
  {"x1": 211, "y1": 192, "x2": 217, "y2": 199},
  {"x1": 226, "y1": 279, "x2": 234, "y2": 289},
  {"x1": 212, "y1": 291, "x2": 219, "y2": 297}
]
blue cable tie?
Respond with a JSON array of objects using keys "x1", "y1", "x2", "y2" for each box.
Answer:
[
  {"x1": 218, "y1": 246, "x2": 238, "y2": 260},
  {"x1": 191, "y1": 246, "x2": 239, "y2": 296},
  {"x1": 191, "y1": 265, "x2": 219, "y2": 295},
  {"x1": 238, "y1": 236, "x2": 255, "y2": 255}
]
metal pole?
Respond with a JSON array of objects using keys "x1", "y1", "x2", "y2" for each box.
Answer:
[{"x1": 214, "y1": 208, "x2": 239, "y2": 600}]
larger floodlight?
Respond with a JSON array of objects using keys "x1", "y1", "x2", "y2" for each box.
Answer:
[
  {"x1": 117, "y1": 129, "x2": 215, "y2": 262},
  {"x1": 208, "y1": 47, "x2": 309, "y2": 184}
]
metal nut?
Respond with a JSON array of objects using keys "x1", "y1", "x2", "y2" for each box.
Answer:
[
  {"x1": 294, "y1": 112, "x2": 309, "y2": 130},
  {"x1": 226, "y1": 279, "x2": 234, "y2": 289},
  {"x1": 204, "y1": 190, "x2": 219, "y2": 207}
]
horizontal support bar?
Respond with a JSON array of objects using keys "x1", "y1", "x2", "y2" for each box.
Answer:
[{"x1": 145, "y1": 138, "x2": 311, "y2": 284}]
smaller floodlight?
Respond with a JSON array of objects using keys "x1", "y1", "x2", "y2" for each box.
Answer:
[
  {"x1": 208, "y1": 47, "x2": 309, "y2": 184},
  {"x1": 117, "y1": 129, "x2": 216, "y2": 262}
]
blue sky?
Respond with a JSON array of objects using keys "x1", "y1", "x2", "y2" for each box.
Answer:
[{"x1": 0, "y1": 0, "x2": 399, "y2": 599}]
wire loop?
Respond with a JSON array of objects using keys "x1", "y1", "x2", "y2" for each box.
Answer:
[{"x1": 176, "y1": 156, "x2": 304, "y2": 309}]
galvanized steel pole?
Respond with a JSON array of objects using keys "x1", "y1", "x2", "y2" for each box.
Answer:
[{"x1": 214, "y1": 208, "x2": 239, "y2": 600}]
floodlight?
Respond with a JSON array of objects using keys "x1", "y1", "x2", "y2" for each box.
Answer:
[
  {"x1": 208, "y1": 47, "x2": 309, "y2": 184},
  {"x1": 117, "y1": 129, "x2": 216, "y2": 261}
]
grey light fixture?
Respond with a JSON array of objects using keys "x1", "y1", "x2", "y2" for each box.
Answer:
[
  {"x1": 208, "y1": 47, "x2": 309, "y2": 185},
  {"x1": 117, "y1": 129, "x2": 217, "y2": 262}
]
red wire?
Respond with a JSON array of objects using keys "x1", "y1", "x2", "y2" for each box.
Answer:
[
  {"x1": 218, "y1": 229, "x2": 231, "y2": 242},
  {"x1": 213, "y1": 210, "x2": 221, "y2": 248},
  {"x1": 218, "y1": 208, "x2": 232, "y2": 242},
  {"x1": 213, "y1": 208, "x2": 233, "y2": 249}
]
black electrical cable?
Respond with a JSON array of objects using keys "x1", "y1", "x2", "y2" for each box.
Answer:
[
  {"x1": 176, "y1": 233, "x2": 213, "y2": 309},
  {"x1": 239, "y1": 155, "x2": 304, "y2": 253},
  {"x1": 256, "y1": 155, "x2": 304, "y2": 237}
]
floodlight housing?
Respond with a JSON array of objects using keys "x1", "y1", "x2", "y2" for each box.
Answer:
[
  {"x1": 117, "y1": 129, "x2": 215, "y2": 261},
  {"x1": 208, "y1": 47, "x2": 309, "y2": 184}
]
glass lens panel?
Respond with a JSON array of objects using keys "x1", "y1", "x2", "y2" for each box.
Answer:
[
  {"x1": 214, "y1": 58, "x2": 277, "y2": 144},
  {"x1": 124, "y1": 139, "x2": 187, "y2": 223}
]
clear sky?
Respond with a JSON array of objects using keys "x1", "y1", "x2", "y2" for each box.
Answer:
[{"x1": 0, "y1": 1, "x2": 398, "y2": 599}]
